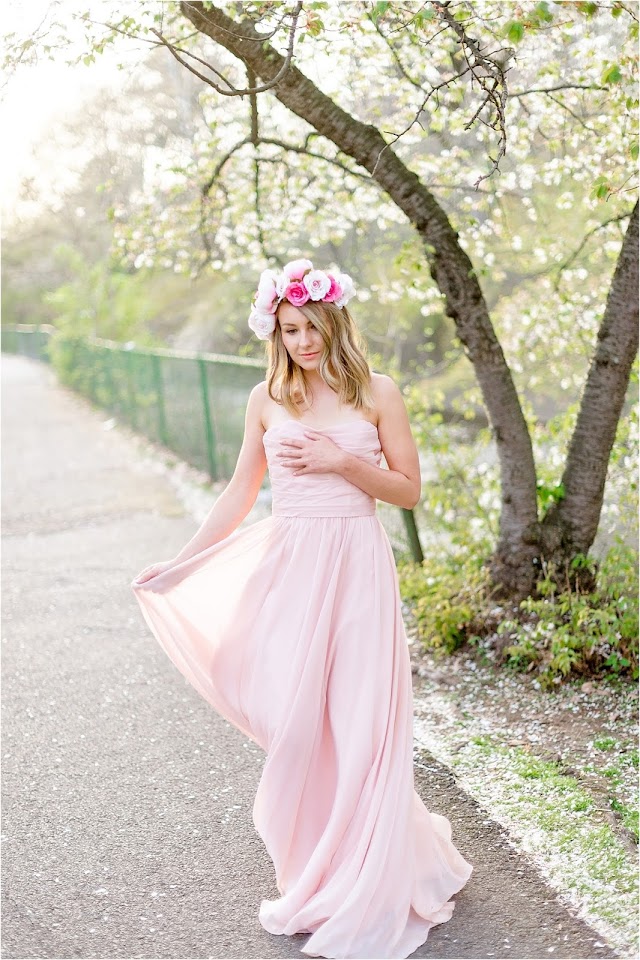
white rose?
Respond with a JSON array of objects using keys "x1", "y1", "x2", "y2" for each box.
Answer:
[
  {"x1": 255, "y1": 271, "x2": 279, "y2": 312},
  {"x1": 248, "y1": 309, "x2": 276, "y2": 340},
  {"x1": 303, "y1": 269, "x2": 332, "y2": 301},
  {"x1": 257, "y1": 268, "x2": 278, "y2": 291},
  {"x1": 255, "y1": 287, "x2": 277, "y2": 313},
  {"x1": 275, "y1": 272, "x2": 289, "y2": 298},
  {"x1": 333, "y1": 271, "x2": 356, "y2": 308}
]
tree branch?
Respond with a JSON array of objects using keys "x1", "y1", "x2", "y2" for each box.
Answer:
[
  {"x1": 429, "y1": 0, "x2": 514, "y2": 188},
  {"x1": 509, "y1": 83, "x2": 608, "y2": 97},
  {"x1": 365, "y1": 9, "x2": 424, "y2": 90},
  {"x1": 150, "y1": 0, "x2": 304, "y2": 97},
  {"x1": 551, "y1": 212, "x2": 633, "y2": 291}
]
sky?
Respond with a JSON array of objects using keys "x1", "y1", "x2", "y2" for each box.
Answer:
[
  {"x1": 1, "y1": 0, "x2": 138, "y2": 221},
  {"x1": 0, "y1": 0, "x2": 352, "y2": 224}
]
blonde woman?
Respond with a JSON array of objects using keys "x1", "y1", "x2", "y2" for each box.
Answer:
[{"x1": 132, "y1": 258, "x2": 472, "y2": 959}]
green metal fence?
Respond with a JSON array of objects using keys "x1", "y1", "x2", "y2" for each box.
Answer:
[
  {"x1": 64, "y1": 336, "x2": 267, "y2": 480},
  {"x1": 2, "y1": 324, "x2": 423, "y2": 561},
  {"x1": 1, "y1": 323, "x2": 52, "y2": 362}
]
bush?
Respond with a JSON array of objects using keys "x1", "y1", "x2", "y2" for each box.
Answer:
[
  {"x1": 398, "y1": 547, "x2": 492, "y2": 656},
  {"x1": 498, "y1": 539, "x2": 639, "y2": 687},
  {"x1": 399, "y1": 536, "x2": 638, "y2": 686}
]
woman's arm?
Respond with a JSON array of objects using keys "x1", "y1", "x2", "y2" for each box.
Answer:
[
  {"x1": 277, "y1": 375, "x2": 421, "y2": 509},
  {"x1": 170, "y1": 383, "x2": 268, "y2": 563},
  {"x1": 337, "y1": 374, "x2": 421, "y2": 510}
]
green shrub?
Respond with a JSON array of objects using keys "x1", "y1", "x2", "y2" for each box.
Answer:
[
  {"x1": 498, "y1": 538, "x2": 639, "y2": 686},
  {"x1": 400, "y1": 536, "x2": 638, "y2": 686},
  {"x1": 398, "y1": 548, "x2": 492, "y2": 655}
]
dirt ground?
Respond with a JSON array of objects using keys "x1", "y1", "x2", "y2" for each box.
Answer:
[{"x1": 409, "y1": 641, "x2": 638, "y2": 855}]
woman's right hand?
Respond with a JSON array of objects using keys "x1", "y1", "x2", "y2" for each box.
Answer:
[{"x1": 132, "y1": 558, "x2": 177, "y2": 585}]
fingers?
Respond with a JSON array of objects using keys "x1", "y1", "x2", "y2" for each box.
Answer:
[
  {"x1": 277, "y1": 441, "x2": 313, "y2": 474},
  {"x1": 278, "y1": 453, "x2": 304, "y2": 465}
]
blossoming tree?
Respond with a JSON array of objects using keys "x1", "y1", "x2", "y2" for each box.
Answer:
[{"x1": 5, "y1": 0, "x2": 638, "y2": 598}]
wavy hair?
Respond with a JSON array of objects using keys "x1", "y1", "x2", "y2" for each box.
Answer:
[{"x1": 264, "y1": 299, "x2": 375, "y2": 418}]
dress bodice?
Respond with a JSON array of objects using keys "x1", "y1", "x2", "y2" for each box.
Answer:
[{"x1": 262, "y1": 419, "x2": 382, "y2": 517}]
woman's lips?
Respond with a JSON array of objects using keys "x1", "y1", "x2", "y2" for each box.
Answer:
[{"x1": 300, "y1": 352, "x2": 318, "y2": 358}]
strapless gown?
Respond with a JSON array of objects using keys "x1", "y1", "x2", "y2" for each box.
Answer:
[{"x1": 131, "y1": 418, "x2": 473, "y2": 959}]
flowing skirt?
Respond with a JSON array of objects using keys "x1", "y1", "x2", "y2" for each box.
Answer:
[{"x1": 131, "y1": 512, "x2": 473, "y2": 958}]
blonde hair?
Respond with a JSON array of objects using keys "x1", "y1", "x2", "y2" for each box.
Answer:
[{"x1": 265, "y1": 300, "x2": 375, "y2": 418}]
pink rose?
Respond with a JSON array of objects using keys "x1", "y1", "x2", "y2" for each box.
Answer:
[
  {"x1": 282, "y1": 258, "x2": 313, "y2": 281},
  {"x1": 322, "y1": 273, "x2": 343, "y2": 303},
  {"x1": 285, "y1": 281, "x2": 310, "y2": 306}
]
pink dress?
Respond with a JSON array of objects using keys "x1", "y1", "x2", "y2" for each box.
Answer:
[{"x1": 131, "y1": 418, "x2": 473, "y2": 959}]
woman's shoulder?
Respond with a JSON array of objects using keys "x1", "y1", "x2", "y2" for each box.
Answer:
[
  {"x1": 370, "y1": 371, "x2": 401, "y2": 398},
  {"x1": 368, "y1": 372, "x2": 403, "y2": 424},
  {"x1": 247, "y1": 380, "x2": 269, "y2": 418},
  {"x1": 250, "y1": 379, "x2": 269, "y2": 398},
  {"x1": 250, "y1": 380, "x2": 282, "y2": 430}
]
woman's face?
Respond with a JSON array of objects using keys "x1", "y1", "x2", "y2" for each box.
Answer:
[{"x1": 277, "y1": 302, "x2": 324, "y2": 368}]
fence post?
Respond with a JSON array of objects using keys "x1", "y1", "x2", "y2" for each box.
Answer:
[
  {"x1": 197, "y1": 357, "x2": 218, "y2": 480},
  {"x1": 401, "y1": 508, "x2": 424, "y2": 563},
  {"x1": 151, "y1": 352, "x2": 169, "y2": 446},
  {"x1": 102, "y1": 346, "x2": 117, "y2": 414},
  {"x1": 124, "y1": 349, "x2": 138, "y2": 431}
]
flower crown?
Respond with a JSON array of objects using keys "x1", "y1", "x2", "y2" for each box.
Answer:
[{"x1": 248, "y1": 258, "x2": 356, "y2": 341}]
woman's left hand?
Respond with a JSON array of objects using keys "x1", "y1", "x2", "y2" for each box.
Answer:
[{"x1": 276, "y1": 432, "x2": 348, "y2": 476}]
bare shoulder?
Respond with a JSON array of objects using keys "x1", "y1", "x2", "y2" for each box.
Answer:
[
  {"x1": 246, "y1": 380, "x2": 269, "y2": 431},
  {"x1": 249, "y1": 380, "x2": 269, "y2": 403},
  {"x1": 370, "y1": 372, "x2": 404, "y2": 419},
  {"x1": 369, "y1": 371, "x2": 420, "y2": 502},
  {"x1": 370, "y1": 371, "x2": 401, "y2": 395}
]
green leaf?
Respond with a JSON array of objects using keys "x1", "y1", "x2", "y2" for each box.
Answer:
[
  {"x1": 370, "y1": 1, "x2": 390, "y2": 22},
  {"x1": 601, "y1": 63, "x2": 622, "y2": 84},
  {"x1": 593, "y1": 181, "x2": 610, "y2": 199},
  {"x1": 416, "y1": 9, "x2": 435, "y2": 25},
  {"x1": 506, "y1": 20, "x2": 525, "y2": 43},
  {"x1": 534, "y1": 2, "x2": 553, "y2": 22},
  {"x1": 631, "y1": 141, "x2": 639, "y2": 162}
]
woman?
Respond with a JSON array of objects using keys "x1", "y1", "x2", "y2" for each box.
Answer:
[{"x1": 131, "y1": 258, "x2": 473, "y2": 959}]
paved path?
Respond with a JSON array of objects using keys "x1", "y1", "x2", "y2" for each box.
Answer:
[{"x1": 1, "y1": 354, "x2": 617, "y2": 959}]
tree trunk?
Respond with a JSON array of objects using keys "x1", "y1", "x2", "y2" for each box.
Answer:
[{"x1": 540, "y1": 200, "x2": 639, "y2": 586}]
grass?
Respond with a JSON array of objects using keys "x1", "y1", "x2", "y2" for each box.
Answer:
[{"x1": 414, "y1": 720, "x2": 639, "y2": 958}]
